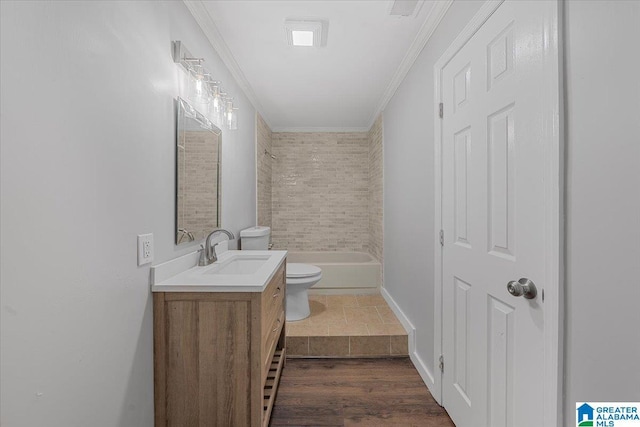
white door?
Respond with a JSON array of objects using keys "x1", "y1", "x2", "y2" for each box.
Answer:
[{"x1": 441, "y1": 1, "x2": 557, "y2": 426}]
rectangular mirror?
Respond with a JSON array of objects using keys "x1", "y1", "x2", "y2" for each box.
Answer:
[{"x1": 176, "y1": 97, "x2": 221, "y2": 245}]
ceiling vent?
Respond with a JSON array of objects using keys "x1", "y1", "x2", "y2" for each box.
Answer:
[
  {"x1": 389, "y1": 0, "x2": 422, "y2": 17},
  {"x1": 284, "y1": 19, "x2": 328, "y2": 47}
]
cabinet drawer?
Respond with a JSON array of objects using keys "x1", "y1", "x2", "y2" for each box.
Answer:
[
  {"x1": 262, "y1": 309, "x2": 284, "y2": 381},
  {"x1": 261, "y1": 266, "x2": 285, "y2": 331}
]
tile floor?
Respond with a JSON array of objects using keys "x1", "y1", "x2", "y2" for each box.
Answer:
[{"x1": 286, "y1": 293, "x2": 409, "y2": 358}]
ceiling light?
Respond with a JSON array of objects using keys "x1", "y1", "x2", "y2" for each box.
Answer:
[
  {"x1": 285, "y1": 19, "x2": 327, "y2": 47},
  {"x1": 291, "y1": 30, "x2": 314, "y2": 47}
]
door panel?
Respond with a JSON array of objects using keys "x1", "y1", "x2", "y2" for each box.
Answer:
[
  {"x1": 487, "y1": 296, "x2": 515, "y2": 427},
  {"x1": 453, "y1": 277, "x2": 471, "y2": 405},
  {"x1": 454, "y1": 128, "x2": 471, "y2": 247},
  {"x1": 441, "y1": 2, "x2": 550, "y2": 426},
  {"x1": 487, "y1": 104, "x2": 515, "y2": 259}
]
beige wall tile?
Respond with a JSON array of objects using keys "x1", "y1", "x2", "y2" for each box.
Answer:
[
  {"x1": 271, "y1": 131, "x2": 370, "y2": 252},
  {"x1": 368, "y1": 115, "x2": 384, "y2": 272},
  {"x1": 309, "y1": 307, "x2": 347, "y2": 325},
  {"x1": 375, "y1": 306, "x2": 401, "y2": 325},
  {"x1": 286, "y1": 324, "x2": 309, "y2": 337},
  {"x1": 287, "y1": 323, "x2": 329, "y2": 337},
  {"x1": 356, "y1": 294, "x2": 386, "y2": 307},
  {"x1": 256, "y1": 113, "x2": 272, "y2": 230},
  {"x1": 256, "y1": 116, "x2": 383, "y2": 267},
  {"x1": 287, "y1": 336, "x2": 309, "y2": 356},
  {"x1": 350, "y1": 336, "x2": 390, "y2": 356},
  {"x1": 309, "y1": 336, "x2": 350, "y2": 356},
  {"x1": 367, "y1": 323, "x2": 407, "y2": 336},
  {"x1": 308, "y1": 295, "x2": 327, "y2": 305},
  {"x1": 390, "y1": 335, "x2": 409, "y2": 356},
  {"x1": 344, "y1": 307, "x2": 383, "y2": 324},
  {"x1": 326, "y1": 295, "x2": 358, "y2": 308},
  {"x1": 328, "y1": 323, "x2": 370, "y2": 337},
  {"x1": 286, "y1": 316, "x2": 310, "y2": 326}
]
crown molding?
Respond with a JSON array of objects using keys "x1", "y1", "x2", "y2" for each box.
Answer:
[
  {"x1": 184, "y1": 0, "x2": 452, "y2": 132},
  {"x1": 182, "y1": 0, "x2": 274, "y2": 129},
  {"x1": 367, "y1": 0, "x2": 454, "y2": 128},
  {"x1": 271, "y1": 126, "x2": 371, "y2": 133}
]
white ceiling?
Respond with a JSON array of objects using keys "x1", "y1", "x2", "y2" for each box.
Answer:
[{"x1": 187, "y1": 1, "x2": 445, "y2": 131}]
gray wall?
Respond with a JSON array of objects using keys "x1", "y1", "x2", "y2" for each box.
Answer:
[
  {"x1": 383, "y1": 0, "x2": 483, "y2": 384},
  {"x1": 384, "y1": 0, "x2": 640, "y2": 423},
  {"x1": 0, "y1": 2, "x2": 257, "y2": 425},
  {"x1": 564, "y1": 0, "x2": 640, "y2": 423}
]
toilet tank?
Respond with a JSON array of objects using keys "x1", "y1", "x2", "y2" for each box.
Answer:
[{"x1": 240, "y1": 226, "x2": 271, "y2": 250}]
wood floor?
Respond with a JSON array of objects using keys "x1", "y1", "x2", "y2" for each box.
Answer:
[{"x1": 270, "y1": 358, "x2": 455, "y2": 427}]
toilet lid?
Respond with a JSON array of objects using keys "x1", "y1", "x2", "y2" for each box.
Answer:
[{"x1": 287, "y1": 263, "x2": 321, "y2": 278}]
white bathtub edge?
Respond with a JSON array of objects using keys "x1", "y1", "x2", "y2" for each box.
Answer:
[{"x1": 380, "y1": 287, "x2": 437, "y2": 393}]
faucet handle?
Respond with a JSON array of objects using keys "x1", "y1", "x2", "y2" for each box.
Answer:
[{"x1": 197, "y1": 244, "x2": 207, "y2": 266}]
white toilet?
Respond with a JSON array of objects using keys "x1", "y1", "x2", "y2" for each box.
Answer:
[{"x1": 240, "y1": 226, "x2": 322, "y2": 321}]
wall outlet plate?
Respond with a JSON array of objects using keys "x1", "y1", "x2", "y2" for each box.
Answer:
[{"x1": 137, "y1": 233, "x2": 154, "y2": 266}]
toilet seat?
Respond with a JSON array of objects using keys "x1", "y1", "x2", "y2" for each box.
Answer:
[{"x1": 287, "y1": 263, "x2": 321, "y2": 279}]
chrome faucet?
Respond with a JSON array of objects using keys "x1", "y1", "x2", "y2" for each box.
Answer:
[{"x1": 198, "y1": 228, "x2": 235, "y2": 266}]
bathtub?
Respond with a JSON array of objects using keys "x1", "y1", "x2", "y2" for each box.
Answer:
[{"x1": 286, "y1": 251, "x2": 381, "y2": 293}]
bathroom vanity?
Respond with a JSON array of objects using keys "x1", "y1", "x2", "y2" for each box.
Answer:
[{"x1": 151, "y1": 250, "x2": 287, "y2": 427}]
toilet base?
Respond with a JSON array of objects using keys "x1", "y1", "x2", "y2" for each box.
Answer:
[{"x1": 286, "y1": 287, "x2": 311, "y2": 321}]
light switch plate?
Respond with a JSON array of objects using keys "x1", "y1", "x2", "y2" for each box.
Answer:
[{"x1": 137, "y1": 233, "x2": 154, "y2": 266}]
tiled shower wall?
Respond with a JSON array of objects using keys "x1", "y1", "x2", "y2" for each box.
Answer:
[
  {"x1": 256, "y1": 114, "x2": 272, "y2": 230},
  {"x1": 257, "y1": 114, "x2": 383, "y2": 262},
  {"x1": 271, "y1": 132, "x2": 370, "y2": 252},
  {"x1": 368, "y1": 115, "x2": 383, "y2": 263}
]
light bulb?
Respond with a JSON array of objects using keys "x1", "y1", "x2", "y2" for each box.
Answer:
[
  {"x1": 188, "y1": 64, "x2": 210, "y2": 104},
  {"x1": 225, "y1": 99, "x2": 238, "y2": 130}
]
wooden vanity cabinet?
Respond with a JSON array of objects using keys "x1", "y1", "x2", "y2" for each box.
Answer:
[{"x1": 153, "y1": 261, "x2": 286, "y2": 427}]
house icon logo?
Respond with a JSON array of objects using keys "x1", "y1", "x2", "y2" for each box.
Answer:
[{"x1": 577, "y1": 403, "x2": 594, "y2": 426}]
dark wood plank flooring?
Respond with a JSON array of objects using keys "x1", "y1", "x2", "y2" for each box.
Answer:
[{"x1": 270, "y1": 358, "x2": 455, "y2": 427}]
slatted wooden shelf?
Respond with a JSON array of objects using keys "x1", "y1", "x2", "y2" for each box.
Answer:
[{"x1": 262, "y1": 347, "x2": 285, "y2": 427}]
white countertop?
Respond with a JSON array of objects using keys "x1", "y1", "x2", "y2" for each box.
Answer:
[{"x1": 151, "y1": 250, "x2": 287, "y2": 293}]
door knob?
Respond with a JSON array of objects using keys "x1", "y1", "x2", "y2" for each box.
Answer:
[{"x1": 507, "y1": 278, "x2": 537, "y2": 299}]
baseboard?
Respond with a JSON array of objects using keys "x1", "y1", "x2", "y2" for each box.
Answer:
[
  {"x1": 380, "y1": 287, "x2": 416, "y2": 351},
  {"x1": 380, "y1": 287, "x2": 438, "y2": 396},
  {"x1": 410, "y1": 349, "x2": 437, "y2": 395}
]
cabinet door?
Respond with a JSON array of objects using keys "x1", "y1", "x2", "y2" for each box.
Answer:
[{"x1": 162, "y1": 299, "x2": 252, "y2": 426}]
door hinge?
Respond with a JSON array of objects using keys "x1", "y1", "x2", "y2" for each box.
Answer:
[
  {"x1": 439, "y1": 103, "x2": 444, "y2": 119},
  {"x1": 439, "y1": 229, "x2": 444, "y2": 247},
  {"x1": 439, "y1": 354, "x2": 444, "y2": 373}
]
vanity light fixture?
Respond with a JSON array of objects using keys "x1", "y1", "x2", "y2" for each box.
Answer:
[
  {"x1": 173, "y1": 41, "x2": 239, "y2": 130},
  {"x1": 284, "y1": 19, "x2": 328, "y2": 47}
]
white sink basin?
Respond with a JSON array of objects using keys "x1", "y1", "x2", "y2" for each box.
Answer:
[
  {"x1": 204, "y1": 255, "x2": 270, "y2": 275},
  {"x1": 151, "y1": 250, "x2": 287, "y2": 292}
]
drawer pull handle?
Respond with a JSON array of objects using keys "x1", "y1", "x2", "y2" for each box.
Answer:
[
  {"x1": 273, "y1": 287, "x2": 281, "y2": 298},
  {"x1": 272, "y1": 318, "x2": 281, "y2": 332}
]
